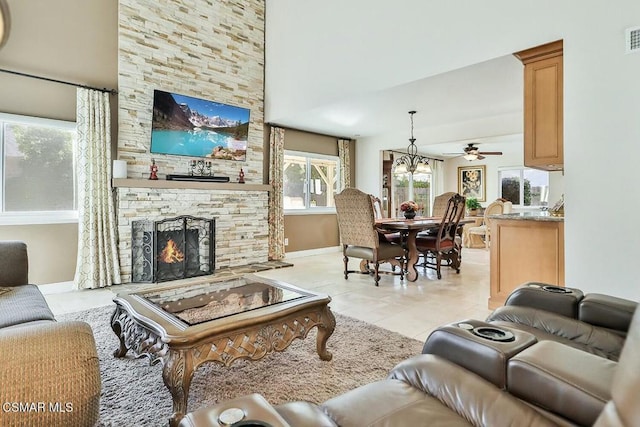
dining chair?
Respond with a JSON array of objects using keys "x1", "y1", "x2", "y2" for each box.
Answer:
[
  {"x1": 335, "y1": 189, "x2": 405, "y2": 286},
  {"x1": 467, "y1": 199, "x2": 504, "y2": 249},
  {"x1": 431, "y1": 192, "x2": 457, "y2": 217},
  {"x1": 415, "y1": 194, "x2": 466, "y2": 279},
  {"x1": 370, "y1": 195, "x2": 384, "y2": 219},
  {"x1": 420, "y1": 192, "x2": 465, "y2": 269}
]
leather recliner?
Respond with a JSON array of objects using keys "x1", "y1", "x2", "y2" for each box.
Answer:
[
  {"x1": 181, "y1": 307, "x2": 640, "y2": 426},
  {"x1": 486, "y1": 282, "x2": 637, "y2": 361},
  {"x1": 271, "y1": 306, "x2": 640, "y2": 426}
]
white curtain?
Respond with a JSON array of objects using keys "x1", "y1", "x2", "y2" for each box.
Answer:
[
  {"x1": 430, "y1": 159, "x2": 445, "y2": 208},
  {"x1": 74, "y1": 88, "x2": 121, "y2": 289},
  {"x1": 338, "y1": 139, "x2": 351, "y2": 189}
]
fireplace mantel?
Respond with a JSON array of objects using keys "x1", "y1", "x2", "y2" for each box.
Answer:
[{"x1": 112, "y1": 178, "x2": 271, "y2": 192}]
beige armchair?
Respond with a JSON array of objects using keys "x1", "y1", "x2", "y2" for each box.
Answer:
[
  {"x1": 0, "y1": 241, "x2": 101, "y2": 427},
  {"x1": 335, "y1": 189, "x2": 405, "y2": 286},
  {"x1": 467, "y1": 199, "x2": 504, "y2": 249}
]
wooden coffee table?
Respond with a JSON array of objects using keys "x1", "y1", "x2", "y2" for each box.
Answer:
[{"x1": 110, "y1": 274, "x2": 335, "y2": 427}]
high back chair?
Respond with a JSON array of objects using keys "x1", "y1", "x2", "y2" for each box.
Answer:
[
  {"x1": 468, "y1": 199, "x2": 504, "y2": 249},
  {"x1": 416, "y1": 194, "x2": 466, "y2": 279},
  {"x1": 335, "y1": 189, "x2": 405, "y2": 286},
  {"x1": 369, "y1": 194, "x2": 384, "y2": 219},
  {"x1": 431, "y1": 192, "x2": 457, "y2": 217}
]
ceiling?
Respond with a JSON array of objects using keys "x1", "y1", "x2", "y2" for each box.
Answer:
[
  {"x1": 268, "y1": 52, "x2": 525, "y2": 158},
  {"x1": 262, "y1": 1, "x2": 555, "y2": 159},
  {"x1": 417, "y1": 133, "x2": 524, "y2": 160}
]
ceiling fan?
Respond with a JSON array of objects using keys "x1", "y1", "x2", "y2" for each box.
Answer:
[{"x1": 445, "y1": 143, "x2": 503, "y2": 161}]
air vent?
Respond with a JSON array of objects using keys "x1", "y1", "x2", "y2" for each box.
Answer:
[{"x1": 625, "y1": 26, "x2": 640, "y2": 54}]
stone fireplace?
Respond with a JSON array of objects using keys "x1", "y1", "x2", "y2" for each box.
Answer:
[
  {"x1": 131, "y1": 215, "x2": 215, "y2": 283},
  {"x1": 115, "y1": 0, "x2": 267, "y2": 284},
  {"x1": 115, "y1": 182, "x2": 270, "y2": 284}
]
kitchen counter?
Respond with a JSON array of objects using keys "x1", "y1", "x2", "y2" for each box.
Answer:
[
  {"x1": 489, "y1": 214, "x2": 564, "y2": 309},
  {"x1": 489, "y1": 212, "x2": 563, "y2": 222}
]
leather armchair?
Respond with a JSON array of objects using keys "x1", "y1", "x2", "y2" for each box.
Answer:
[
  {"x1": 276, "y1": 355, "x2": 557, "y2": 427},
  {"x1": 183, "y1": 308, "x2": 640, "y2": 426},
  {"x1": 277, "y1": 310, "x2": 640, "y2": 427},
  {"x1": 487, "y1": 282, "x2": 637, "y2": 360}
]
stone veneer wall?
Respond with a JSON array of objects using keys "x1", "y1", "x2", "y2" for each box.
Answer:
[
  {"x1": 118, "y1": 0, "x2": 264, "y2": 179},
  {"x1": 116, "y1": 0, "x2": 266, "y2": 282},
  {"x1": 117, "y1": 188, "x2": 268, "y2": 283}
]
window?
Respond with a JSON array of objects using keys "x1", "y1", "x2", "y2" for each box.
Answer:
[
  {"x1": 392, "y1": 171, "x2": 431, "y2": 216},
  {"x1": 0, "y1": 113, "x2": 77, "y2": 224},
  {"x1": 499, "y1": 167, "x2": 549, "y2": 207},
  {"x1": 283, "y1": 151, "x2": 340, "y2": 211}
]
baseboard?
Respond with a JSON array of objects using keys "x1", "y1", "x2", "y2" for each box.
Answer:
[{"x1": 285, "y1": 246, "x2": 341, "y2": 259}]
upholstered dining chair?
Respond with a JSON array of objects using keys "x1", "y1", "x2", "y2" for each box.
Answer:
[
  {"x1": 415, "y1": 194, "x2": 466, "y2": 279},
  {"x1": 467, "y1": 199, "x2": 504, "y2": 249},
  {"x1": 431, "y1": 192, "x2": 457, "y2": 217},
  {"x1": 335, "y1": 188, "x2": 405, "y2": 286}
]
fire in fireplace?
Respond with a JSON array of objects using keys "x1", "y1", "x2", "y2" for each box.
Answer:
[
  {"x1": 131, "y1": 215, "x2": 215, "y2": 283},
  {"x1": 159, "y1": 239, "x2": 185, "y2": 263}
]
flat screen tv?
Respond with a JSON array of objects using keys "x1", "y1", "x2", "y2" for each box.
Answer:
[{"x1": 150, "y1": 90, "x2": 250, "y2": 161}]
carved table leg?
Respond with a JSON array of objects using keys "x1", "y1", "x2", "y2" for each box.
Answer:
[
  {"x1": 316, "y1": 306, "x2": 336, "y2": 361},
  {"x1": 405, "y1": 229, "x2": 420, "y2": 282},
  {"x1": 110, "y1": 306, "x2": 129, "y2": 358},
  {"x1": 163, "y1": 350, "x2": 195, "y2": 427}
]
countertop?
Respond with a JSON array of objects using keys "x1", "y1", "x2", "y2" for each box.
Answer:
[{"x1": 489, "y1": 211, "x2": 564, "y2": 222}]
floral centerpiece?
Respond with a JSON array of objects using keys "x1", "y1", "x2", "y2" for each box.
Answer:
[{"x1": 400, "y1": 200, "x2": 419, "y2": 219}]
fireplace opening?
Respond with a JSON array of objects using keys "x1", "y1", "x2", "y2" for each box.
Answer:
[{"x1": 131, "y1": 215, "x2": 215, "y2": 283}]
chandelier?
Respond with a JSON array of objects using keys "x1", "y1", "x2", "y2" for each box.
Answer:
[{"x1": 393, "y1": 111, "x2": 430, "y2": 174}]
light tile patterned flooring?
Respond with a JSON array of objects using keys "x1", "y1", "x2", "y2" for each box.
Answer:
[{"x1": 41, "y1": 248, "x2": 492, "y2": 343}]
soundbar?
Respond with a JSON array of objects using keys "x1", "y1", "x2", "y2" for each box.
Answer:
[{"x1": 166, "y1": 174, "x2": 230, "y2": 183}]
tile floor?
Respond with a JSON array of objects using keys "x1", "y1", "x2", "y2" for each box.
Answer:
[{"x1": 40, "y1": 247, "x2": 492, "y2": 342}]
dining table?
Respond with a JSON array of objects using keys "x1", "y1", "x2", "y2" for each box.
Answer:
[{"x1": 376, "y1": 216, "x2": 475, "y2": 282}]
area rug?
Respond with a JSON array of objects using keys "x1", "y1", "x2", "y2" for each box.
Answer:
[{"x1": 58, "y1": 305, "x2": 423, "y2": 426}]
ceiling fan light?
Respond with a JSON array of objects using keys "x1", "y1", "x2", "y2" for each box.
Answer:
[{"x1": 463, "y1": 153, "x2": 478, "y2": 161}]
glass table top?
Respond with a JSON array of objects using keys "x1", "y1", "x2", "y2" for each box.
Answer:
[{"x1": 138, "y1": 276, "x2": 309, "y2": 326}]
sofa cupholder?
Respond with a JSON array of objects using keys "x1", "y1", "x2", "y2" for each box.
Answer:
[
  {"x1": 231, "y1": 421, "x2": 273, "y2": 427},
  {"x1": 542, "y1": 285, "x2": 571, "y2": 294},
  {"x1": 471, "y1": 327, "x2": 515, "y2": 342}
]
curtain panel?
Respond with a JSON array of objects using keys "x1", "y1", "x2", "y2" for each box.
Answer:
[
  {"x1": 430, "y1": 159, "x2": 445, "y2": 212},
  {"x1": 268, "y1": 126, "x2": 286, "y2": 260},
  {"x1": 74, "y1": 88, "x2": 121, "y2": 289},
  {"x1": 338, "y1": 139, "x2": 351, "y2": 190}
]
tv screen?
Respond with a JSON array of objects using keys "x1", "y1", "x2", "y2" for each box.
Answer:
[{"x1": 150, "y1": 90, "x2": 250, "y2": 161}]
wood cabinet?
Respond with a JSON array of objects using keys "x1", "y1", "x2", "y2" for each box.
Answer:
[
  {"x1": 489, "y1": 218, "x2": 564, "y2": 309},
  {"x1": 514, "y1": 40, "x2": 563, "y2": 171}
]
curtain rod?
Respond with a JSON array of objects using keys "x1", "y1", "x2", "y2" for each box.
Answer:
[
  {"x1": 0, "y1": 68, "x2": 117, "y2": 95},
  {"x1": 389, "y1": 149, "x2": 444, "y2": 162},
  {"x1": 267, "y1": 123, "x2": 352, "y2": 141}
]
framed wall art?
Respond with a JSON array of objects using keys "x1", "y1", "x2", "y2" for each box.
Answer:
[{"x1": 458, "y1": 165, "x2": 486, "y2": 202}]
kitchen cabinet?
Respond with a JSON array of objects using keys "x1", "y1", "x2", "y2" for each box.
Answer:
[
  {"x1": 514, "y1": 40, "x2": 563, "y2": 171},
  {"x1": 489, "y1": 214, "x2": 564, "y2": 309}
]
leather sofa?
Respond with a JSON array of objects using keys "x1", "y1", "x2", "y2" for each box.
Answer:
[
  {"x1": 0, "y1": 241, "x2": 101, "y2": 427},
  {"x1": 181, "y1": 306, "x2": 640, "y2": 427},
  {"x1": 486, "y1": 282, "x2": 637, "y2": 360}
]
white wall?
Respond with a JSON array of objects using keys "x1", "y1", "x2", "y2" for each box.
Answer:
[
  {"x1": 346, "y1": 1, "x2": 640, "y2": 300},
  {"x1": 443, "y1": 154, "x2": 523, "y2": 205}
]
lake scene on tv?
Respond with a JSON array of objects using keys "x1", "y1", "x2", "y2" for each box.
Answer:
[{"x1": 151, "y1": 90, "x2": 250, "y2": 161}]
